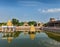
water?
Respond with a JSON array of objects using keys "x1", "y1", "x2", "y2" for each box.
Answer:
[{"x1": 0, "y1": 31, "x2": 60, "y2": 47}]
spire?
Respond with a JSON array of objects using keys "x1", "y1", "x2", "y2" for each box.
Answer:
[{"x1": 7, "y1": 20, "x2": 13, "y2": 26}]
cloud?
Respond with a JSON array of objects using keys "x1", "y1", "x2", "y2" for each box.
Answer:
[
  {"x1": 38, "y1": 8, "x2": 60, "y2": 13},
  {"x1": 20, "y1": 4, "x2": 38, "y2": 6},
  {"x1": 17, "y1": 1, "x2": 40, "y2": 6},
  {"x1": 38, "y1": 0, "x2": 60, "y2": 4}
]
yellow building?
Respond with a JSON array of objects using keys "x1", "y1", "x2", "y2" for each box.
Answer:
[
  {"x1": 7, "y1": 20, "x2": 13, "y2": 26},
  {"x1": 30, "y1": 25, "x2": 35, "y2": 32}
]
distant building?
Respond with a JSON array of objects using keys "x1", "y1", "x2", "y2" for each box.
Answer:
[
  {"x1": 23, "y1": 22, "x2": 29, "y2": 26},
  {"x1": 37, "y1": 22, "x2": 43, "y2": 27},
  {"x1": 45, "y1": 18, "x2": 60, "y2": 27},
  {"x1": 50, "y1": 18, "x2": 56, "y2": 22}
]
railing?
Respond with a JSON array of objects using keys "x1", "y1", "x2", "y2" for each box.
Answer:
[
  {"x1": 42, "y1": 27, "x2": 60, "y2": 33},
  {"x1": 0, "y1": 26, "x2": 42, "y2": 32}
]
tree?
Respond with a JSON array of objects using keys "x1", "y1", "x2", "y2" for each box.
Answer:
[
  {"x1": 12, "y1": 18, "x2": 19, "y2": 26},
  {"x1": 0, "y1": 23, "x2": 6, "y2": 26},
  {"x1": 28, "y1": 21, "x2": 37, "y2": 26},
  {"x1": 19, "y1": 22, "x2": 24, "y2": 26}
]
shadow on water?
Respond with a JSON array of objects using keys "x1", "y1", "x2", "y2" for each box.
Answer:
[{"x1": 45, "y1": 31, "x2": 60, "y2": 42}]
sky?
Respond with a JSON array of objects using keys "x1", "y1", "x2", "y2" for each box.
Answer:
[{"x1": 0, "y1": 0, "x2": 60, "y2": 23}]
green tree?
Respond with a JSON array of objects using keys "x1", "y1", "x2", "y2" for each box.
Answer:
[
  {"x1": 28, "y1": 21, "x2": 37, "y2": 26},
  {"x1": 12, "y1": 18, "x2": 19, "y2": 26},
  {"x1": 0, "y1": 23, "x2": 6, "y2": 26},
  {"x1": 19, "y1": 22, "x2": 24, "y2": 26}
]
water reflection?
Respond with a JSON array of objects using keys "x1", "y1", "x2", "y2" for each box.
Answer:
[
  {"x1": 2, "y1": 33, "x2": 14, "y2": 43},
  {"x1": 2, "y1": 31, "x2": 21, "y2": 43},
  {"x1": 0, "y1": 31, "x2": 60, "y2": 47},
  {"x1": 2, "y1": 31, "x2": 36, "y2": 43},
  {"x1": 29, "y1": 33, "x2": 36, "y2": 40}
]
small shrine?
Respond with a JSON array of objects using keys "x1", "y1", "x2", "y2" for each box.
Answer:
[
  {"x1": 30, "y1": 25, "x2": 35, "y2": 32},
  {"x1": 7, "y1": 20, "x2": 13, "y2": 26},
  {"x1": 2, "y1": 20, "x2": 16, "y2": 32}
]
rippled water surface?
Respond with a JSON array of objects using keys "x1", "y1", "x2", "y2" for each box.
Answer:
[{"x1": 0, "y1": 31, "x2": 60, "y2": 47}]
